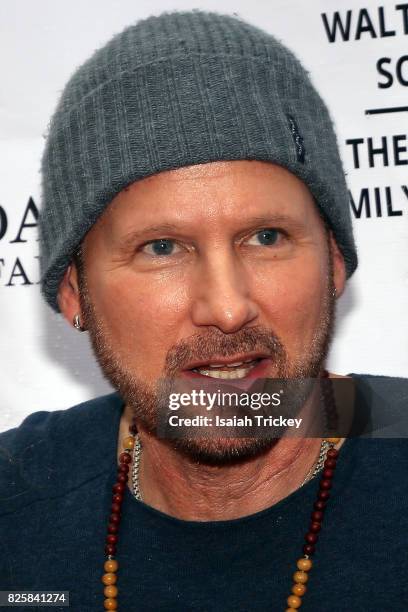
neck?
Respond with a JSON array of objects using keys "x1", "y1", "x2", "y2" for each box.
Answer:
[{"x1": 117, "y1": 373, "x2": 347, "y2": 521}]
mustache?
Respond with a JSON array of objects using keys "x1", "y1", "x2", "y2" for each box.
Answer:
[{"x1": 164, "y1": 325, "x2": 286, "y2": 375}]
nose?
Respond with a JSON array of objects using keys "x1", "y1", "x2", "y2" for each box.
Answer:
[{"x1": 190, "y1": 251, "x2": 259, "y2": 333}]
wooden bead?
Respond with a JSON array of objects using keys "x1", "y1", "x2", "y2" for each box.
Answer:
[
  {"x1": 106, "y1": 535, "x2": 118, "y2": 545},
  {"x1": 123, "y1": 435, "x2": 135, "y2": 450},
  {"x1": 287, "y1": 594, "x2": 302, "y2": 608},
  {"x1": 319, "y1": 479, "x2": 332, "y2": 490},
  {"x1": 293, "y1": 570, "x2": 308, "y2": 584},
  {"x1": 297, "y1": 558, "x2": 313, "y2": 571},
  {"x1": 109, "y1": 513, "x2": 121, "y2": 524},
  {"x1": 292, "y1": 583, "x2": 307, "y2": 596},
  {"x1": 286, "y1": 608, "x2": 297, "y2": 612},
  {"x1": 104, "y1": 598, "x2": 118, "y2": 610},
  {"x1": 102, "y1": 572, "x2": 117, "y2": 585},
  {"x1": 104, "y1": 585, "x2": 118, "y2": 598},
  {"x1": 305, "y1": 532, "x2": 318, "y2": 544},
  {"x1": 129, "y1": 423, "x2": 138, "y2": 435},
  {"x1": 104, "y1": 558, "x2": 119, "y2": 571},
  {"x1": 303, "y1": 544, "x2": 315, "y2": 555},
  {"x1": 119, "y1": 452, "x2": 131, "y2": 464}
]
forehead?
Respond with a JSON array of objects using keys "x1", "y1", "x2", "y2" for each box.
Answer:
[{"x1": 90, "y1": 160, "x2": 324, "y2": 239}]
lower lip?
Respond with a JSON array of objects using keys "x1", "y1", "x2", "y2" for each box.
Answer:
[{"x1": 180, "y1": 358, "x2": 272, "y2": 390}]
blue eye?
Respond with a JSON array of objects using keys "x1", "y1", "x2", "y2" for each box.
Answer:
[
  {"x1": 249, "y1": 229, "x2": 281, "y2": 246},
  {"x1": 143, "y1": 239, "x2": 176, "y2": 256}
]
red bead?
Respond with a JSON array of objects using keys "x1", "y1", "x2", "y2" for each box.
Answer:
[
  {"x1": 117, "y1": 473, "x2": 128, "y2": 483},
  {"x1": 327, "y1": 448, "x2": 339, "y2": 459},
  {"x1": 311, "y1": 511, "x2": 324, "y2": 522},
  {"x1": 113, "y1": 483, "x2": 125, "y2": 494},
  {"x1": 108, "y1": 523, "x2": 118, "y2": 534},
  {"x1": 106, "y1": 534, "x2": 118, "y2": 544},
  {"x1": 109, "y1": 513, "x2": 121, "y2": 524},
  {"x1": 318, "y1": 490, "x2": 330, "y2": 501},
  {"x1": 324, "y1": 458, "x2": 337, "y2": 468},
  {"x1": 309, "y1": 522, "x2": 321, "y2": 533},
  {"x1": 303, "y1": 544, "x2": 315, "y2": 555},
  {"x1": 305, "y1": 532, "x2": 318, "y2": 544},
  {"x1": 118, "y1": 463, "x2": 130, "y2": 474},
  {"x1": 319, "y1": 479, "x2": 332, "y2": 490},
  {"x1": 111, "y1": 503, "x2": 121, "y2": 514},
  {"x1": 105, "y1": 544, "x2": 116, "y2": 556},
  {"x1": 119, "y1": 452, "x2": 131, "y2": 464},
  {"x1": 314, "y1": 500, "x2": 326, "y2": 511},
  {"x1": 112, "y1": 493, "x2": 124, "y2": 504},
  {"x1": 323, "y1": 469, "x2": 334, "y2": 479}
]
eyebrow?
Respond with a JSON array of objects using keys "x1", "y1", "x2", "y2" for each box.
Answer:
[{"x1": 118, "y1": 214, "x2": 306, "y2": 249}]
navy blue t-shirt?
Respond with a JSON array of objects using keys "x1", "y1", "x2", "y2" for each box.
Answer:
[{"x1": 0, "y1": 374, "x2": 407, "y2": 611}]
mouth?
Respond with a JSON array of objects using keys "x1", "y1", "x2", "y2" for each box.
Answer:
[{"x1": 181, "y1": 354, "x2": 271, "y2": 381}]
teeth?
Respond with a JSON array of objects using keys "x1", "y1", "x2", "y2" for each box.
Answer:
[
  {"x1": 191, "y1": 358, "x2": 264, "y2": 379},
  {"x1": 207, "y1": 359, "x2": 259, "y2": 369},
  {"x1": 208, "y1": 361, "x2": 243, "y2": 368},
  {"x1": 195, "y1": 364, "x2": 255, "y2": 379}
]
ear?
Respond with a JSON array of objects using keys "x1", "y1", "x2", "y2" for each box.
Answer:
[
  {"x1": 329, "y1": 232, "x2": 346, "y2": 298},
  {"x1": 57, "y1": 263, "x2": 82, "y2": 328}
]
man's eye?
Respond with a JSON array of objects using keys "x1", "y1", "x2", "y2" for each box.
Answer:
[
  {"x1": 247, "y1": 228, "x2": 283, "y2": 246},
  {"x1": 141, "y1": 239, "x2": 180, "y2": 256}
]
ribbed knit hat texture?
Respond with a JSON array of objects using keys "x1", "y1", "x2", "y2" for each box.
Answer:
[{"x1": 40, "y1": 9, "x2": 357, "y2": 312}]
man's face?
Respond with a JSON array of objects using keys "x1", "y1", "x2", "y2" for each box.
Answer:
[{"x1": 59, "y1": 160, "x2": 346, "y2": 463}]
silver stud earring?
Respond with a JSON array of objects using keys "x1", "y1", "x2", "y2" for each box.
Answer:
[
  {"x1": 332, "y1": 288, "x2": 337, "y2": 298},
  {"x1": 73, "y1": 313, "x2": 85, "y2": 332}
]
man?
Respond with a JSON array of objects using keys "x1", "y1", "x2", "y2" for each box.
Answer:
[{"x1": 1, "y1": 10, "x2": 407, "y2": 612}]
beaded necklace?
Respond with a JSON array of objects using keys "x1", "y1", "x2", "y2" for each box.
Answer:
[{"x1": 101, "y1": 383, "x2": 341, "y2": 611}]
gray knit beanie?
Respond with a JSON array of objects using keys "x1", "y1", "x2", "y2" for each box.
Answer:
[{"x1": 39, "y1": 9, "x2": 357, "y2": 312}]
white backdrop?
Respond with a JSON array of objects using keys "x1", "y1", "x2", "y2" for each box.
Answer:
[{"x1": 1, "y1": 0, "x2": 407, "y2": 432}]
